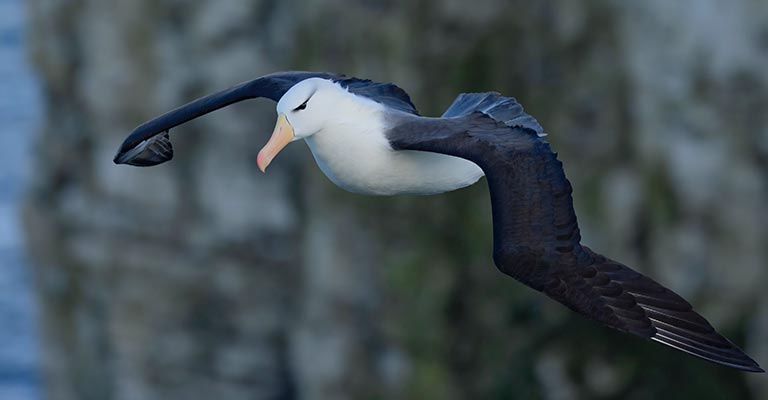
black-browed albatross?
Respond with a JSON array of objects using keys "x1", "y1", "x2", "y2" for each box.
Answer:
[{"x1": 114, "y1": 71, "x2": 763, "y2": 372}]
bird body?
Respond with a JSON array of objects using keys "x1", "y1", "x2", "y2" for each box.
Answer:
[
  {"x1": 281, "y1": 78, "x2": 484, "y2": 195},
  {"x1": 113, "y1": 71, "x2": 764, "y2": 373}
]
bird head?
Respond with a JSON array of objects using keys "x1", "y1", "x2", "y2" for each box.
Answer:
[{"x1": 257, "y1": 78, "x2": 328, "y2": 172}]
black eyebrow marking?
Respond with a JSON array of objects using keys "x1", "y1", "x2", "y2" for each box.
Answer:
[{"x1": 294, "y1": 98, "x2": 308, "y2": 111}]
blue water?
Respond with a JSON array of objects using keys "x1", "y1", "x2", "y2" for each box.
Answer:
[{"x1": 0, "y1": 0, "x2": 43, "y2": 399}]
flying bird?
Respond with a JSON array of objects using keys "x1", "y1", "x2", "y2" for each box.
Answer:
[{"x1": 114, "y1": 71, "x2": 763, "y2": 372}]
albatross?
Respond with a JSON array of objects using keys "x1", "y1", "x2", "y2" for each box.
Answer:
[{"x1": 114, "y1": 71, "x2": 763, "y2": 372}]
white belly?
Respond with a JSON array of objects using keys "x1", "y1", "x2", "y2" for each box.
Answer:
[{"x1": 304, "y1": 127, "x2": 484, "y2": 196}]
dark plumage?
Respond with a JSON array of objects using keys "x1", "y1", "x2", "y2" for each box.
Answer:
[
  {"x1": 388, "y1": 110, "x2": 762, "y2": 372},
  {"x1": 335, "y1": 76, "x2": 420, "y2": 115},
  {"x1": 114, "y1": 71, "x2": 338, "y2": 164},
  {"x1": 114, "y1": 71, "x2": 420, "y2": 165},
  {"x1": 114, "y1": 71, "x2": 764, "y2": 372}
]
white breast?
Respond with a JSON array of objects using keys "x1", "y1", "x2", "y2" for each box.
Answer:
[{"x1": 302, "y1": 87, "x2": 484, "y2": 196}]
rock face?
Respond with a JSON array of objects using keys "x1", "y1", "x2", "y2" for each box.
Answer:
[{"x1": 24, "y1": 1, "x2": 768, "y2": 399}]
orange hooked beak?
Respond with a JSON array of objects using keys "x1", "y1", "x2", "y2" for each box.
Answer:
[{"x1": 257, "y1": 113, "x2": 294, "y2": 172}]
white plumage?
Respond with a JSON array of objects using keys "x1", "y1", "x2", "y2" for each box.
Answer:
[{"x1": 279, "y1": 78, "x2": 484, "y2": 195}]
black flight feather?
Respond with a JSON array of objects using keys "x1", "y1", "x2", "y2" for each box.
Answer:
[
  {"x1": 113, "y1": 71, "x2": 420, "y2": 166},
  {"x1": 387, "y1": 102, "x2": 763, "y2": 373},
  {"x1": 113, "y1": 71, "x2": 763, "y2": 372},
  {"x1": 114, "y1": 71, "x2": 341, "y2": 166}
]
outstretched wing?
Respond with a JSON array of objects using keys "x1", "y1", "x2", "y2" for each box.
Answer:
[
  {"x1": 387, "y1": 108, "x2": 763, "y2": 372},
  {"x1": 114, "y1": 71, "x2": 341, "y2": 166},
  {"x1": 114, "y1": 71, "x2": 420, "y2": 167}
]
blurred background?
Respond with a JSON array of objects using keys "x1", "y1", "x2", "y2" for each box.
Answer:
[{"x1": 1, "y1": 0, "x2": 767, "y2": 399}]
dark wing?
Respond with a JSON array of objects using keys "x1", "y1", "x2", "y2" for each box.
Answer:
[
  {"x1": 387, "y1": 108, "x2": 763, "y2": 372},
  {"x1": 334, "y1": 77, "x2": 419, "y2": 115},
  {"x1": 114, "y1": 71, "x2": 341, "y2": 166},
  {"x1": 441, "y1": 92, "x2": 543, "y2": 135},
  {"x1": 115, "y1": 131, "x2": 174, "y2": 167}
]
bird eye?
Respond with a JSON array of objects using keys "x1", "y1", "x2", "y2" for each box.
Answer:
[{"x1": 293, "y1": 100, "x2": 308, "y2": 111}]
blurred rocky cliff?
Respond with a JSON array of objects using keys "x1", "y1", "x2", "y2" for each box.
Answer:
[{"x1": 23, "y1": 0, "x2": 768, "y2": 399}]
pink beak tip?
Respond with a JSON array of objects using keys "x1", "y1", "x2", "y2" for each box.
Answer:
[{"x1": 256, "y1": 152, "x2": 267, "y2": 173}]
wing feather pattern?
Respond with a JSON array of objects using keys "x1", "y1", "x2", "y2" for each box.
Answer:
[
  {"x1": 441, "y1": 92, "x2": 544, "y2": 135},
  {"x1": 387, "y1": 98, "x2": 763, "y2": 372},
  {"x1": 115, "y1": 71, "x2": 763, "y2": 372}
]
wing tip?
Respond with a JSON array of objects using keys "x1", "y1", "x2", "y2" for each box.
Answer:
[
  {"x1": 114, "y1": 131, "x2": 174, "y2": 167},
  {"x1": 579, "y1": 249, "x2": 764, "y2": 373},
  {"x1": 650, "y1": 335, "x2": 764, "y2": 373}
]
